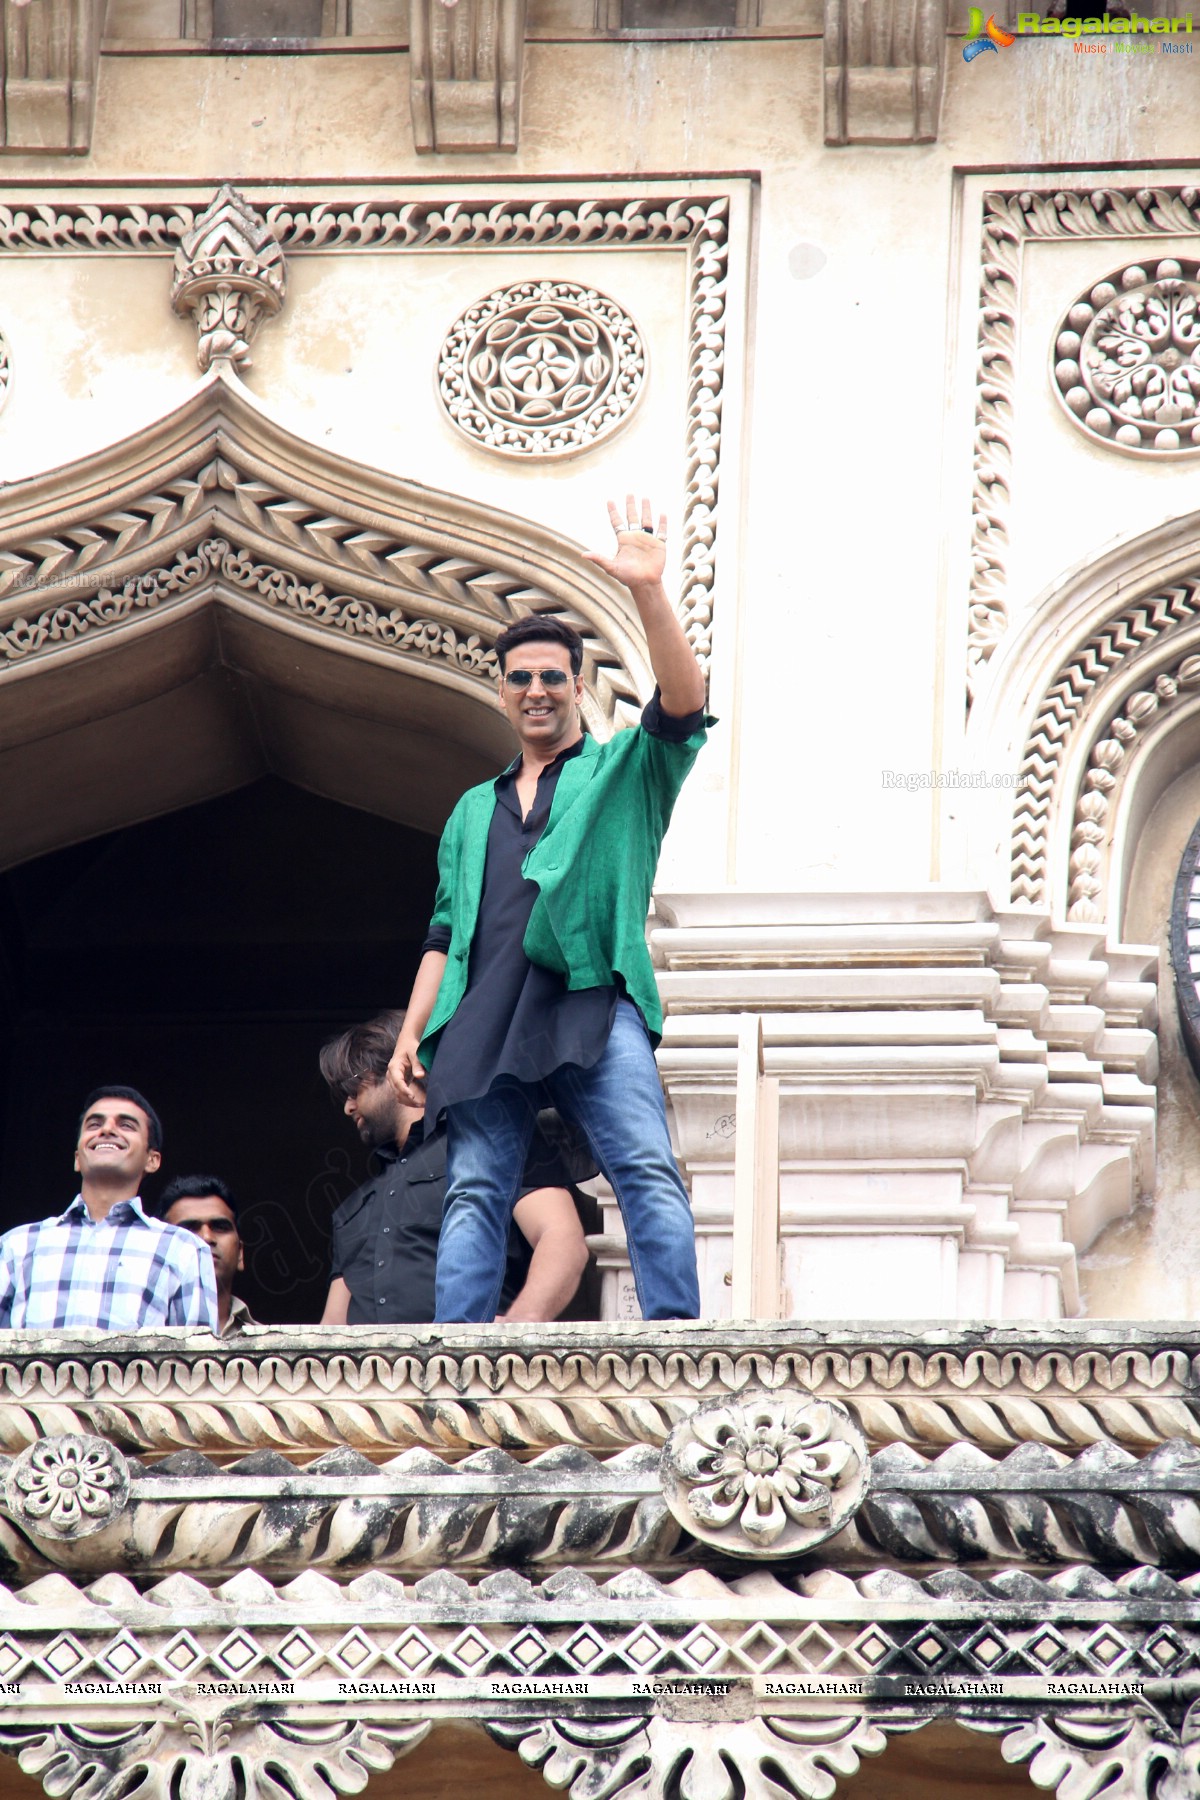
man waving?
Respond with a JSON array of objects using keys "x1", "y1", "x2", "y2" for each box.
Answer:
[{"x1": 389, "y1": 497, "x2": 710, "y2": 1323}]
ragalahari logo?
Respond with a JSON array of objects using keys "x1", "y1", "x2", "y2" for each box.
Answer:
[{"x1": 964, "y1": 8, "x2": 1017, "y2": 56}]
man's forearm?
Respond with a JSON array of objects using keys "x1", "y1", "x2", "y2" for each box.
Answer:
[
  {"x1": 628, "y1": 578, "x2": 706, "y2": 717},
  {"x1": 403, "y1": 949, "x2": 448, "y2": 1042},
  {"x1": 500, "y1": 1226, "x2": 589, "y2": 1322}
]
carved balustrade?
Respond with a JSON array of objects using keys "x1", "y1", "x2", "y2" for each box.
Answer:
[{"x1": 0, "y1": 1323, "x2": 1191, "y2": 1799}]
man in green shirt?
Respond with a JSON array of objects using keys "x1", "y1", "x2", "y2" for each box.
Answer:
[{"x1": 389, "y1": 497, "x2": 710, "y2": 1322}]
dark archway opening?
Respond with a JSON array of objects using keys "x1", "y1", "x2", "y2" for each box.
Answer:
[{"x1": 0, "y1": 777, "x2": 440, "y2": 1325}]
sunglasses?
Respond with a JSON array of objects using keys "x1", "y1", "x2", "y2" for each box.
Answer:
[{"x1": 501, "y1": 669, "x2": 573, "y2": 690}]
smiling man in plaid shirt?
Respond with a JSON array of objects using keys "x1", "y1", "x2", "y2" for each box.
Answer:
[{"x1": 0, "y1": 1087, "x2": 218, "y2": 1331}]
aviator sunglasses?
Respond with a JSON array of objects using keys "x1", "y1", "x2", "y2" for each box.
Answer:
[{"x1": 501, "y1": 668, "x2": 573, "y2": 690}]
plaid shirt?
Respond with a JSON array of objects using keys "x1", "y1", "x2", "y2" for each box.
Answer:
[{"x1": 0, "y1": 1196, "x2": 219, "y2": 1331}]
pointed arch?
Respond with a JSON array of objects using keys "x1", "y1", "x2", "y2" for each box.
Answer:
[
  {"x1": 0, "y1": 372, "x2": 652, "y2": 866},
  {"x1": 966, "y1": 511, "x2": 1200, "y2": 932}
]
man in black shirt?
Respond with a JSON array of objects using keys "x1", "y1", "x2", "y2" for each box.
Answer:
[{"x1": 318, "y1": 1012, "x2": 590, "y2": 1325}]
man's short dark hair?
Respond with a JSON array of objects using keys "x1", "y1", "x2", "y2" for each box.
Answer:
[
  {"x1": 319, "y1": 1010, "x2": 407, "y2": 1103},
  {"x1": 159, "y1": 1174, "x2": 238, "y2": 1221},
  {"x1": 79, "y1": 1086, "x2": 163, "y2": 1153},
  {"x1": 494, "y1": 614, "x2": 584, "y2": 677}
]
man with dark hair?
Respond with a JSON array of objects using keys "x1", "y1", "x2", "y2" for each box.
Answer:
[
  {"x1": 319, "y1": 1012, "x2": 590, "y2": 1324},
  {"x1": 0, "y1": 1090, "x2": 218, "y2": 1331},
  {"x1": 389, "y1": 498, "x2": 710, "y2": 1323},
  {"x1": 159, "y1": 1175, "x2": 253, "y2": 1336}
]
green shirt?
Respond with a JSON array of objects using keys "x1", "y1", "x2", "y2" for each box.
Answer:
[{"x1": 420, "y1": 713, "x2": 712, "y2": 1067}]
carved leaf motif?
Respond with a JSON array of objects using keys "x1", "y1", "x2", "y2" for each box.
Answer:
[
  {"x1": 0, "y1": 1718, "x2": 431, "y2": 1800},
  {"x1": 990, "y1": 1702, "x2": 1200, "y2": 1800},
  {"x1": 488, "y1": 1713, "x2": 889, "y2": 1800}
]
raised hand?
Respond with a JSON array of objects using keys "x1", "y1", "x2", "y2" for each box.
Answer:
[{"x1": 582, "y1": 495, "x2": 668, "y2": 592}]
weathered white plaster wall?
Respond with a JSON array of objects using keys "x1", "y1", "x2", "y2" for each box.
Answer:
[{"x1": 1, "y1": 29, "x2": 1197, "y2": 897}]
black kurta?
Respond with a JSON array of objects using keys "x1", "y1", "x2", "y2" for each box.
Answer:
[{"x1": 421, "y1": 693, "x2": 706, "y2": 1123}]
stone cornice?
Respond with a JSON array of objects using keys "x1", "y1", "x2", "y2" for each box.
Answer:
[{"x1": 0, "y1": 1323, "x2": 1194, "y2": 1461}]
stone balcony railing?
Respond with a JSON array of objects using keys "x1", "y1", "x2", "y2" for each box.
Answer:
[{"x1": 0, "y1": 1322, "x2": 1195, "y2": 1799}]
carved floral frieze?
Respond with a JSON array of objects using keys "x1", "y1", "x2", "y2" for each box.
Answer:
[
  {"x1": 0, "y1": 185, "x2": 732, "y2": 672},
  {"x1": 438, "y1": 280, "x2": 646, "y2": 458},
  {"x1": 661, "y1": 1397, "x2": 868, "y2": 1555},
  {"x1": 970, "y1": 185, "x2": 1200, "y2": 697},
  {"x1": 0, "y1": 1328, "x2": 1191, "y2": 1799},
  {"x1": 4, "y1": 1426, "x2": 1200, "y2": 1581},
  {"x1": 1053, "y1": 259, "x2": 1200, "y2": 455},
  {"x1": 4, "y1": 1436, "x2": 129, "y2": 1541}
]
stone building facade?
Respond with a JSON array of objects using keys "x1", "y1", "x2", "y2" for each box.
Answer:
[{"x1": 1, "y1": 2, "x2": 1200, "y2": 1795}]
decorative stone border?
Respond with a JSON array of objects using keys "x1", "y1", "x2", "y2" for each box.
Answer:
[
  {"x1": 0, "y1": 1561, "x2": 1190, "y2": 1800},
  {"x1": 970, "y1": 183, "x2": 1200, "y2": 698},
  {"x1": 0, "y1": 1324, "x2": 1195, "y2": 1462},
  {"x1": 1010, "y1": 569, "x2": 1200, "y2": 909},
  {"x1": 0, "y1": 185, "x2": 736, "y2": 673},
  {"x1": 7, "y1": 1427, "x2": 1200, "y2": 1582}
]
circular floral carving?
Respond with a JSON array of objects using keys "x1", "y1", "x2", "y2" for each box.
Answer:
[
  {"x1": 438, "y1": 280, "x2": 647, "y2": 458},
  {"x1": 1052, "y1": 260, "x2": 1200, "y2": 455},
  {"x1": 661, "y1": 1395, "x2": 868, "y2": 1556},
  {"x1": 4, "y1": 1435, "x2": 130, "y2": 1539}
]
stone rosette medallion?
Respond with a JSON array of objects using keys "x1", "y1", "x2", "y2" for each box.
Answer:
[
  {"x1": 1052, "y1": 258, "x2": 1200, "y2": 455},
  {"x1": 3, "y1": 1433, "x2": 130, "y2": 1540},
  {"x1": 437, "y1": 279, "x2": 647, "y2": 458},
  {"x1": 660, "y1": 1394, "x2": 869, "y2": 1556}
]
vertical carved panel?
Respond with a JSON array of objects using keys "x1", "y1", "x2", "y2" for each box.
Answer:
[
  {"x1": 0, "y1": 0, "x2": 108, "y2": 154},
  {"x1": 410, "y1": 0, "x2": 527, "y2": 153},
  {"x1": 824, "y1": 0, "x2": 947, "y2": 145}
]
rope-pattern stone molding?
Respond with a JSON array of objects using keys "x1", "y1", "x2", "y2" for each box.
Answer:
[
  {"x1": 1010, "y1": 573, "x2": 1200, "y2": 908},
  {"x1": 0, "y1": 1326, "x2": 1198, "y2": 1463},
  {"x1": 971, "y1": 183, "x2": 1200, "y2": 700},
  {"x1": 1064, "y1": 644, "x2": 1200, "y2": 920},
  {"x1": 0, "y1": 185, "x2": 733, "y2": 673}
]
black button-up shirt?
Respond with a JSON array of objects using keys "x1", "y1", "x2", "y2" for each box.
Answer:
[{"x1": 329, "y1": 1115, "x2": 588, "y2": 1324}]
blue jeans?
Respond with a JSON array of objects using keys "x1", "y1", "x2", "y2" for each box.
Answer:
[{"x1": 436, "y1": 999, "x2": 700, "y2": 1321}]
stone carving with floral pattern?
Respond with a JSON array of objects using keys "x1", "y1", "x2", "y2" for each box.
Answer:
[
  {"x1": 489, "y1": 1710, "x2": 896, "y2": 1800},
  {"x1": 3, "y1": 1435, "x2": 130, "y2": 1540},
  {"x1": 1053, "y1": 258, "x2": 1200, "y2": 454},
  {"x1": 439, "y1": 279, "x2": 646, "y2": 458},
  {"x1": 660, "y1": 1395, "x2": 868, "y2": 1554},
  {"x1": 0, "y1": 1713, "x2": 431, "y2": 1800},
  {"x1": 170, "y1": 185, "x2": 287, "y2": 373}
]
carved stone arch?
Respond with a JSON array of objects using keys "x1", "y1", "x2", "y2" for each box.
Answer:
[
  {"x1": 0, "y1": 369, "x2": 651, "y2": 868},
  {"x1": 966, "y1": 511, "x2": 1200, "y2": 933}
]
